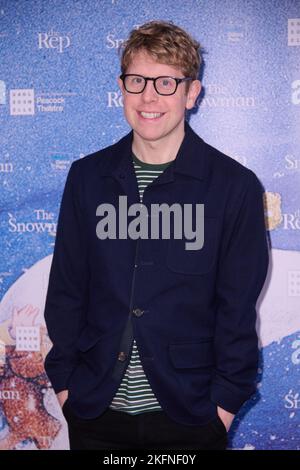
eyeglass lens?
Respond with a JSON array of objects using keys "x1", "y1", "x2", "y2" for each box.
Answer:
[{"x1": 124, "y1": 75, "x2": 177, "y2": 95}]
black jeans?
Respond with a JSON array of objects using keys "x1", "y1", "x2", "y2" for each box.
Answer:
[{"x1": 62, "y1": 401, "x2": 228, "y2": 450}]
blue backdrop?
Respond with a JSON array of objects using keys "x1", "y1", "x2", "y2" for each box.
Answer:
[{"x1": 0, "y1": 0, "x2": 299, "y2": 450}]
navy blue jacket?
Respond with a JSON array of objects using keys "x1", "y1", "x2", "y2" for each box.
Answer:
[{"x1": 44, "y1": 122, "x2": 269, "y2": 425}]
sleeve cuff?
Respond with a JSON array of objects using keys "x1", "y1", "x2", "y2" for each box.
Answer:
[
  {"x1": 44, "y1": 369, "x2": 73, "y2": 394},
  {"x1": 211, "y1": 380, "x2": 256, "y2": 414}
]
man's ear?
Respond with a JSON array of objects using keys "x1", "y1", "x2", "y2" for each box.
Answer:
[{"x1": 186, "y1": 80, "x2": 201, "y2": 110}]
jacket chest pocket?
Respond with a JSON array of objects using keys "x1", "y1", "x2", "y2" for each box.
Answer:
[{"x1": 166, "y1": 216, "x2": 219, "y2": 275}]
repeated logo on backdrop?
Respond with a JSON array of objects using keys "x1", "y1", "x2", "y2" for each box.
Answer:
[
  {"x1": 38, "y1": 30, "x2": 71, "y2": 53},
  {"x1": 7, "y1": 89, "x2": 77, "y2": 115},
  {"x1": 0, "y1": 0, "x2": 299, "y2": 450},
  {"x1": 288, "y1": 18, "x2": 300, "y2": 46}
]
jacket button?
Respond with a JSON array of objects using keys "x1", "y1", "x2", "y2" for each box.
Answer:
[
  {"x1": 118, "y1": 351, "x2": 127, "y2": 362},
  {"x1": 132, "y1": 308, "x2": 144, "y2": 317}
]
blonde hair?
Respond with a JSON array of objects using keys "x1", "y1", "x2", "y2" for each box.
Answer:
[{"x1": 119, "y1": 20, "x2": 202, "y2": 81}]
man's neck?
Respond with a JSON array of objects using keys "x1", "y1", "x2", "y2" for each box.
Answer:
[{"x1": 132, "y1": 127, "x2": 185, "y2": 165}]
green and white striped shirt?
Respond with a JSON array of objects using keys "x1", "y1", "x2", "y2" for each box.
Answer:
[{"x1": 109, "y1": 152, "x2": 172, "y2": 414}]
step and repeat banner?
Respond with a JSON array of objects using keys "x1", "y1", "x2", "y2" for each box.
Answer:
[{"x1": 0, "y1": 0, "x2": 299, "y2": 450}]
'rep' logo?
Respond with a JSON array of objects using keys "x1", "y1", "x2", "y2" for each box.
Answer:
[{"x1": 38, "y1": 30, "x2": 71, "y2": 53}]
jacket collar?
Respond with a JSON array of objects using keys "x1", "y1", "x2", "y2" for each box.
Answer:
[
  {"x1": 173, "y1": 121, "x2": 207, "y2": 181},
  {"x1": 102, "y1": 120, "x2": 207, "y2": 183}
]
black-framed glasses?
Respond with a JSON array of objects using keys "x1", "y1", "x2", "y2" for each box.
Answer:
[{"x1": 120, "y1": 74, "x2": 193, "y2": 96}]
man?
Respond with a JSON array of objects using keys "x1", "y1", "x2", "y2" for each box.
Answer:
[{"x1": 44, "y1": 20, "x2": 269, "y2": 450}]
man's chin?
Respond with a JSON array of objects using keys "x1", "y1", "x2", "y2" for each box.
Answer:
[{"x1": 132, "y1": 128, "x2": 168, "y2": 143}]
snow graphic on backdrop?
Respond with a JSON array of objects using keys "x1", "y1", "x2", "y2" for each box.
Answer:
[
  {"x1": 229, "y1": 249, "x2": 300, "y2": 450},
  {"x1": 0, "y1": 256, "x2": 69, "y2": 450},
  {"x1": 258, "y1": 249, "x2": 300, "y2": 347},
  {"x1": 0, "y1": 249, "x2": 299, "y2": 449}
]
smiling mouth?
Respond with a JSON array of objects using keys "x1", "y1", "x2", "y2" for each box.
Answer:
[{"x1": 138, "y1": 111, "x2": 165, "y2": 119}]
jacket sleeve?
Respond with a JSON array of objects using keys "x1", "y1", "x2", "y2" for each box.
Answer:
[
  {"x1": 44, "y1": 161, "x2": 89, "y2": 393},
  {"x1": 210, "y1": 169, "x2": 269, "y2": 414}
]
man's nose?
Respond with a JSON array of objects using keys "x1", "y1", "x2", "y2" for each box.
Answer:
[{"x1": 141, "y1": 80, "x2": 158, "y2": 101}]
